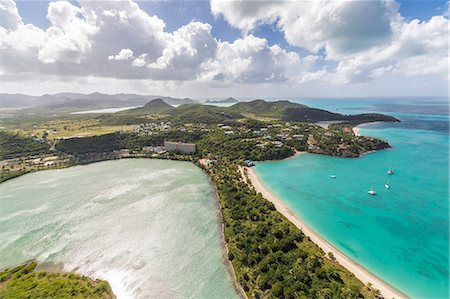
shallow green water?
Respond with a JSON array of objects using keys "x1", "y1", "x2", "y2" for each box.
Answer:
[
  {"x1": 255, "y1": 115, "x2": 449, "y2": 298},
  {"x1": 0, "y1": 159, "x2": 239, "y2": 299}
]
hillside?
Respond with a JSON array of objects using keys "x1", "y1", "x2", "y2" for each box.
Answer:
[
  {"x1": 125, "y1": 98, "x2": 174, "y2": 115},
  {"x1": 170, "y1": 104, "x2": 242, "y2": 124},
  {"x1": 0, "y1": 93, "x2": 195, "y2": 109},
  {"x1": 283, "y1": 107, "x2": 400, "y2": 124},
  {"x1": 228, "y1": 100, "x2": 307, "y2": 117}
]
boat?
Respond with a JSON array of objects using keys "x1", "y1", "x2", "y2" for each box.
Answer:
[
  {"x1": 385, "y1": 177, "x2": 390, "y2": 189},
  {"x1": 387, "y1": 166, "x2": 394, "y2": 175},
  {"x1": 330, "y1": 174, "x2": 337, "y2": 179},
  {"x1": 368, "y1": 185, "x2": 377, "y2": 195}
]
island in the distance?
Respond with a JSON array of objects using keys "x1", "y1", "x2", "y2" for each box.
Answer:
[
  {"x1": 205, "y1": 97, "x2": 239, "y2": 104},
  {"x1": 0, "y1": 97, "x2": 401, "y2": 298}
]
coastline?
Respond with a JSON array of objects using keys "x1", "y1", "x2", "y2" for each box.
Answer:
[
  {"x1": 208, "y1": 177, "x2": 248, "y2": 299},
  {"x1": 245, "y1": 166, "x2": 407, "y2": 299},
  {"x1": 353, "y1": 121, "x2": 385, "y2": 136}
]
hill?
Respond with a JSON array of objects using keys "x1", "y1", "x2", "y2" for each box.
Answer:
[
  {"x1": 283, "y1": 107, "x2": 400, "y2": 124},
  {"x1": 171, "y1": 104, "x2": 242, "y2": 124},
  {"x1": 0, "y1": 93, "x2": 195, "y2": 109},
  {"x1": 227, "y1": 99, "x2": 307, "y2": 117},
  {"x1": 125, "y1": 98, "x2": 174, "y2": 115}
]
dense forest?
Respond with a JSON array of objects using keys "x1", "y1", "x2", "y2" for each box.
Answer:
[
  {"x1": 55, "y1": 131, "x2": 205, "y2": 154},
  {"x1": 0, "y1": 131, "x2": 51, "y2": 160},
  {"x1": 205, "y1": 161, "x2": 380, "y2": 298},
  {"x1": 283, "y1": 107, "x2": 399, "y2": 124}
]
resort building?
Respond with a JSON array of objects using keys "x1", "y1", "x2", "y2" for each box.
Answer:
[{"x1": 164, "y1": 141, "x2": 197, "y2": 154}]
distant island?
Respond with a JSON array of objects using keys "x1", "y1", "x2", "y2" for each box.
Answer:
[
  {"x1": 205, "y1": 97, "x2": 239, "y2": 104},
  {"x1": 0, "y1": 92, "x2": 195, "y2": 110}
]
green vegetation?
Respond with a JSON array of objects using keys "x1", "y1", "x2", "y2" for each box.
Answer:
[
  {"x1": 0, "y1": 262, "x2": 114, "y2": 299},
  {"x1": 227, "y1": 100, "x2": 307, "y2": 117},
  {"x1": 0, "y1": 131, "x2": 51, "y2": 160},
  {"x1": 0, "y1": 170, "x2": 30, "y2": 183},
  {"x1": 55, "y1": 131, "x2": 204, "y2": 154},
  {"x1": 283, "y1": 107, "x2": 399, "y2": 124},
  {"x1": 204, "y1": 161, "x2": 379, "y2": 298},
  {"x1": 126, "y1": 98, "x2": 174, "y2": 114},
  {"x1": 0, "y1": 98, "x2": 398, "y2": 298}
]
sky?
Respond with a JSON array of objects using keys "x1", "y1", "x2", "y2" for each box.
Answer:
[{"x1": 1, "y1": 0, "x2": 448, "y2": 99}]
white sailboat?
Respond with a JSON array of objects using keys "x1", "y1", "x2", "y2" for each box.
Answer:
[
  {"x1": 330, "y1": 174, "x2": 337, "y2": 179},
  {"x1": 385, "y1": 177, "x2": 390, "y2": 189},
  {"x1": 368, "y1": 185, "x2": 377, "y2": 195},
  {"x1": 387, "y1": 166, "x2": 394, "y2": 175}
]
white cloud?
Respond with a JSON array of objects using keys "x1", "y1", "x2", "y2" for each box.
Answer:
[
  {"x1": 0, "y1": 0, "x2": 448, "y2": 97},
  {"x1": 108, "y1": 48, "x2": 134, "y2": 61},
  {"x1": 0, "y1": 0, "x2": 21, "y2": 30},
  {"x1": 334, "y1": 16, "x2": 449, "y2": 83},
  {"x1": 212, "y1": 0, "x2": 448, "y2": 85},
  {"x1": 211, "y1": 0, "x2": 399, "y2": 58},
  {"x1": 199, "y1": 34, "x2": 301, "y2": 84}
]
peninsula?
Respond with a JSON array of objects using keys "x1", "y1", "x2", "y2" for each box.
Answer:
[{"x1": 0, "y1": 97, "x2": 401, "y2": 298}]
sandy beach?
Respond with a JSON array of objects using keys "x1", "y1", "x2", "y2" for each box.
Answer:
[{"x1": 245, "y1": 167, "x2": 406, "y2": 299}]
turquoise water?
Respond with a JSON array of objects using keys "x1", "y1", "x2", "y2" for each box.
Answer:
[
  {"x1": 0, "y1": 159, "x2": 239, "y2": 299},
  {"x1": 255, "y1": 98, "x2": 449, "y2": 298}
]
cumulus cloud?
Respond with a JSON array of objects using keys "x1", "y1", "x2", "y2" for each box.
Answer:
[
  {"x1": 202, "y1": 34, "x2": 300, "y2": 83},
  {"x1": 1, "y1": 0, "x2": 305, "y2": 84},
  {"x1": 1, "y1": 0, "x2": 216, "y2": 80},
  {"x1": 211, "y1": 0, "x2": 399, "y2": 57},
  {"x1": 212, "y1": 0, "x2": 448, "y2": 84},
  {"x1": 334, "y1": 15, "x2": 449, "y2": 83},
  {"x1": 0, "y1": 0, "x2": 448, "y2": 93},
  {"x1": 0, "y1": 0, "x2": 21, "y2": 30},
  {"x1": 108, "y1": 49, "x2": 134, "y2": 61}
]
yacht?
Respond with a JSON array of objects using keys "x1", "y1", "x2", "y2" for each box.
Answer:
[{"x1": 368, "y1": 185, "x2": 377, "y2": 195}]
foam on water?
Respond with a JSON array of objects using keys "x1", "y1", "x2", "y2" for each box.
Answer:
[{"x1": 0, "y1": 159, "x2": 239, "y2": 299}]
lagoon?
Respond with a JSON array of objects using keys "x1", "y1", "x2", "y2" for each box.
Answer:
[{"x1": 0, "y1": 159, "x2": 240, "y2": 299}]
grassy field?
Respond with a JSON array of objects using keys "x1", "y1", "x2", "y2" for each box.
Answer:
[
  {"x1": 0, "y1": 262, "x2": 114, "y2": 299},
  {"x1": 11, "y1": 118, "x2": 134, "y2": 140}
]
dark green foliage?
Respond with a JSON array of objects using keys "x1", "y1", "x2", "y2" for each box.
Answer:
[
  {"x1": 228, "y1": 100, "x2": 307, "y2": 117},
  {"x1": 0, "y1": 131, "x2": 51, "y2": 160},
  {"x1": 0, "y1": 262, "x2": 114, "y2": 299},
  {"x1": 0, "y1": 170, "x2": 30, "y2": 183},
  {"x1": 56, "y1": 131, "x2": 205, "y2": 154},
  {"x1": 197, "y1": 131, "x2": 294, "y2": 161},
  {"x1": 206, "y1": 162, "x2": 378, "y2": 299},
  {"x1": 283, "y1": 107, "x2": 399, "y2": 124},
  {"x1": 170, "y1": 104, "x2": 242, "y2": 124}
]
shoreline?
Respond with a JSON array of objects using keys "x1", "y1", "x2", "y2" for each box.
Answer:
[
  {"x1": 208, "y1": 177, "x2": 248, "y2": 299},
  {"x1": 353, "y1": 121, "x2": 385, "y2": 136},
  {"x1": 245, "y1": 166, "x2": 407, "y2": 299}
]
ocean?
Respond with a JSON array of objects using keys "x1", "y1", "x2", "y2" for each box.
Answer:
[
  {"x1": 255, "y1": 97, "x2": 449, "y2": 298},
  {"x1": 0, "y1": 159, "x2": 239, "y2": 299}
]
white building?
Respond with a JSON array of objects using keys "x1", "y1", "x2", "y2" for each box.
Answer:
[{"x1": 164, "y1": 141, "x2": 197, "y2": 154}]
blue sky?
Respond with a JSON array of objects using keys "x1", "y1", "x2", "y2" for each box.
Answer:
[
  {"x1": 3, "y1": 0, "x2": 448, "y2": 98},
  {"x1": 15, "y1": 0, "x2": 447, "y2": 46}
]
